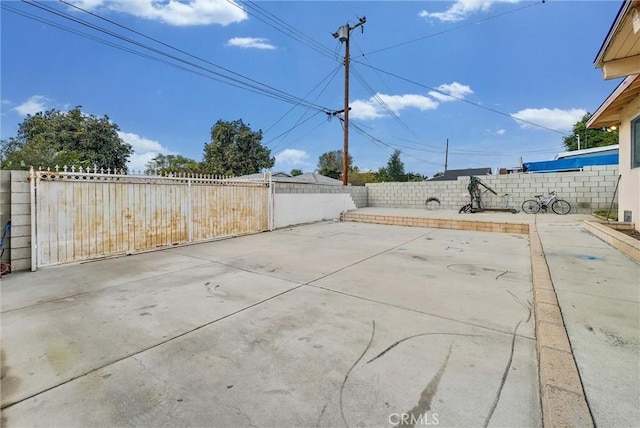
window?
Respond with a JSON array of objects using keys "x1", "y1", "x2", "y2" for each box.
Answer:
[{"x1": 633, "y1": 115, "x2": 640, "y2": 169}]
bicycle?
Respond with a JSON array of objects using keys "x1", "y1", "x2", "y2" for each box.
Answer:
[{"x1": 522, "y1": 191, "x2": 571, "y2": 215}]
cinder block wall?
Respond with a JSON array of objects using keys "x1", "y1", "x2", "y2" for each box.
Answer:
[
  {"x1": 1, "y1": 170, "x2": 32, "y2": 271},
  {"x1": 274, "y1": 183, "x2": 368, "y2": 208},
  {"x1": 366, "y1": 166, "x2": 619, "y2": 214}
]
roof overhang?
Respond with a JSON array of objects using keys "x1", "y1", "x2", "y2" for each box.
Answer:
[
  {"x1": 587, "y1": 74, "x2": 640, "y2": 128},
  {"x1": 594, "y1": 0, "x2": 640, "y2": 79}
]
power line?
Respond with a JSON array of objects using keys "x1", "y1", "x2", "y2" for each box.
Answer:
[
  {"x1": 270, "y1": 65, "x2": 343, "y2": 151},
  {"x1": 18, "y1": 0, "x2": 333, "y2": 113},
  {"x1": 349, "y1": 120, "x2": 443, "y2": 167},
  {"x1": 353, "y1": 59, "x2": 569, "y2": 136},
  {"x1": 357, "y1": 1, "x2": 545, "y2": 58},
  {"x1": 226, "y1": 0, "x2": 339, "y2": 61}
]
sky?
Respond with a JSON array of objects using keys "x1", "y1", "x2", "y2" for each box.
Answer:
[{"x1": 0, "y1": 0, "x2": 625, "y2": 177}]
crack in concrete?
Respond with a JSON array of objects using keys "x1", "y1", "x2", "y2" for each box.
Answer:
[
  {"x1": 366, "y1": 332, "x2": 483, "y2": 364},
  {"x1": 340, "y1": 320, "x2": 376, "y2": 428},
  {"x1": 482, "y1": 319, "x2": 523, "y2": 428}
]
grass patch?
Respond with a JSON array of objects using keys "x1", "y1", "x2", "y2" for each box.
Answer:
[{"x1": 593, "y1": 210, "x2": 617, "y2": 221}]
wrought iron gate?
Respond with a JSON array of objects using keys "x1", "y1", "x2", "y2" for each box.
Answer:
[{"x1": 30, "y1": 167, "x2": 272, "y2": 269}]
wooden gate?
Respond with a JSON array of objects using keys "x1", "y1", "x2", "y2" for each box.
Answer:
[{"x1": 30, "y1": 167, "x2": 272, "y2": 269}]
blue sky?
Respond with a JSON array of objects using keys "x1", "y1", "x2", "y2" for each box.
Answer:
[{"x1": 0, "y1": 0, "x2": 623, "y2": 177}]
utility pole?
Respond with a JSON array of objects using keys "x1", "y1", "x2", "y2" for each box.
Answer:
[
  {"x1": 445, "y1": 138, "x2": 449, "y2": 171},
  {"x1": 333, "y1": 16, "x2": 366, "y2": 185}
]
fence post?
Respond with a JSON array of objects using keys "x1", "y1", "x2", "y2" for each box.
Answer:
[
  {"x1": 187, "y1": 177, "x2": 193, "y2": 242},
  {"x1": 267, "y1": 172, "x2": 274, "y2": 231},
  {"x1": 29, "y1": 167, "x2": 37, "y2": 272}
]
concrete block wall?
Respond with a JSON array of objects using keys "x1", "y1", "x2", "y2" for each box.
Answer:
[
  {"x1": 1, "y1": 170, "x2": 31, "y2": 271},
  {"x1": 274, "y1": 183, "x2": 368, "y2": 208},
  {"x1": 365, "y1": 166, "x2": 619, "y2": 214}
]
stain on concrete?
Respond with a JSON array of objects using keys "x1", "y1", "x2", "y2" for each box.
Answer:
[
  {"x1": 1, "y1": 349, "x2": 21, "y2": 424},
  {"x1": 396, "y1": 344, "x2": 453, "y2": 427},
  {"x1": 447, "y1": 264, "x2": 507, "y2": 278},
  {"x1": 576, "y1": 255, "x2": 603, "y2": 261}
]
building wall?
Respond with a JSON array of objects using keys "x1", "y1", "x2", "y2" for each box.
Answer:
[
  {"x1": 366, "y1": 166, "x2": 620, "y2": 214},
  {"x1": 273, "y1": 183, "x2": 368, "y2": 208},
  {"x1": 618, "y1": 96, "x2": 640, "y2": 231},
  {"x1": 272, "y1": 183, "x2": 367, "y2": 229}
]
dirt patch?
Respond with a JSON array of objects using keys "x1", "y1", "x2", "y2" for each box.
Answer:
[{"x1": 605, "y1": 226, "x2": 640, "y2": 241}]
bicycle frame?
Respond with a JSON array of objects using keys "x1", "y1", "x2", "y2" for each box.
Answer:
[{"x1": 538, "y1": 193, "x2": 557, "y2": 209}]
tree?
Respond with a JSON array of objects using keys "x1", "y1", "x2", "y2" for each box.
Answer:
[
  {"x1": 379, "y1": 150, "x2": 406, "y2": 182},
  {"x1": 348, "y1": 170, "x2": 380, "y2": 186},
  {"x1": 406, "y1": 172, "x2": 426, "y2": 181},
  {"x1": 563, "y1": 113, "x2": 619, "y2": 151},
  {"x1": 200, "y1": 119, "x2": 274, "y2": 176},
  {"x1": 144, "y1": 154, "x2": 200, "y2": 175},
  {"x1": 317, "y1": 150, "x2": 353, "y2": 179},
  {"x1": 0, "y1": 106, "x2": 132, "y2": 170},
  {"x1": 290, "y1": 168, "x2": 303, "y2": 176}
]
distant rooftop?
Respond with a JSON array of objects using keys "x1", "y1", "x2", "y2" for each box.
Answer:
[
  {"x1": 554, "y1": 144, "x2": 619, "y2": 160},
  {"x1": 235, "y1": 172, "x2": 344, "y2": 185},
  {"x1": 428, "y1": 167, "x2": 492, "y2": 181}
]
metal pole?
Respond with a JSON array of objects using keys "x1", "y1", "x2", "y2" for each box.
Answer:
[
  {"x1": 445, "y1": 138, "x2": 449, "y2": 171},
  {"x1": 343, "y1": 30, "x2": 350, "y2": 186}
]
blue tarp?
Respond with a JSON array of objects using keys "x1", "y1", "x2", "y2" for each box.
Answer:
[{"x1": 523, "y1": 154, "x2": 618, "y2": 173}]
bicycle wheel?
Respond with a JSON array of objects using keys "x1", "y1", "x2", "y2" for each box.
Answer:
[
  {"x1": 522, "y1": 199, "x2": 541, "y2": 214},
  {"x1": 552, "y1": 199, "x2": 571, "y2": 215},
  {"x1": 459, "y1": 203, "x2": 472, "y2": 214}
]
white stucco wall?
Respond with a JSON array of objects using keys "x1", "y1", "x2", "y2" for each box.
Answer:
[
  {"x1": 618, "y1": 96, "x2": 640, "y2": 231},
  {"x1": 273, "y1": 193, "x2": 356, "y2": 229}
]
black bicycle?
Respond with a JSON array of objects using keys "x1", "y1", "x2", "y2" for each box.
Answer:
[{"x1": 522, "y1": 191, "x2": 571, "y2": 215}]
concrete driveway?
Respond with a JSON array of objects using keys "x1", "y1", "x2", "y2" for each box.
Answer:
[{"x1": 1, "y1": 221, "x2": 539, "y2": 427}]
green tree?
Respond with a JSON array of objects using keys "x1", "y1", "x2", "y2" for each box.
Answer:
[
  {"x1": 0, "y1": 106, "x2": 132, "y2": 170},
  {"x1": 379, "y1": 150, "x2": 406, "y2": 182},
  {"x1": 144, "y1": 154, "x2": 200, "y2": 175},
  {"x1": 348, "y1": 170, "x2": 380, "y2": 186},
  {"x1": 406, "y1": 172, "x2": 426, "y2": 181},
  {"x1": 290, "y1": 168, "x2": 303, "y2": 176},
  {"x1": 563, "y1": 113, "x2": 619, "y2": 151},
  {"x1": 317, "y1": 150, "x2": 353, "y2": 179},
  {"x1": 200, "y1": 119, "x2": 274, "y2": 176}
]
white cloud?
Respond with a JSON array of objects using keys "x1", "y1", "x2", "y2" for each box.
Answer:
[
  {"x1": 419, "y1": 0, "x2": 519, "y2": 23},
  {"x1": 13, "y1": 95, "x2": 50, "y2": 116},
  {"x1": 118, "y1": 131, "x2": 174, "y2": 172},
  {"x1": 68, "y1": 0, "x2": 247, "y2": 26},
  {"x1": 351, "y1": 82, "x2": 472, "y2": 120},
  {"x1": 497, "y1": 129, "x2": 506, "y2": 135},
  {"x1": 428, "y1": 82, "x2": 473, "y2": 102},
  {"x1": 275, "y1": 149, "x2": 309, "y2": 166},
  {"x1": 350, "y1": 100, "x2": 384, "y2": 120},
  {"x1": 351, "y1": 93, "x2": 438, "y2": 120},
  {"x1": 511, "y1": 108, "x2": 586, "y2": 132},
  {"x1": 227, "y1": 37, "x2": 276, "y2": 50}
]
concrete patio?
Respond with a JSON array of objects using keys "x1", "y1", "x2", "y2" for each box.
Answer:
[{"x1": 1, "y1": 209, "x2": 638, "y2": 427}]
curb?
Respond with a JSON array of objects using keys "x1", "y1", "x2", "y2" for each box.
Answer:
[
  {"x1": 583, "y1": 220, "x2": 640, "y2": 263},
  {"x1": 529, "y1": 224, "x2": 594, "y2": 428}
]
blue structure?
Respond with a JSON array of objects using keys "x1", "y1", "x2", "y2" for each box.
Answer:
[{"x1": 523, "y1": 154, "x2": 619, "y2": 173}]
